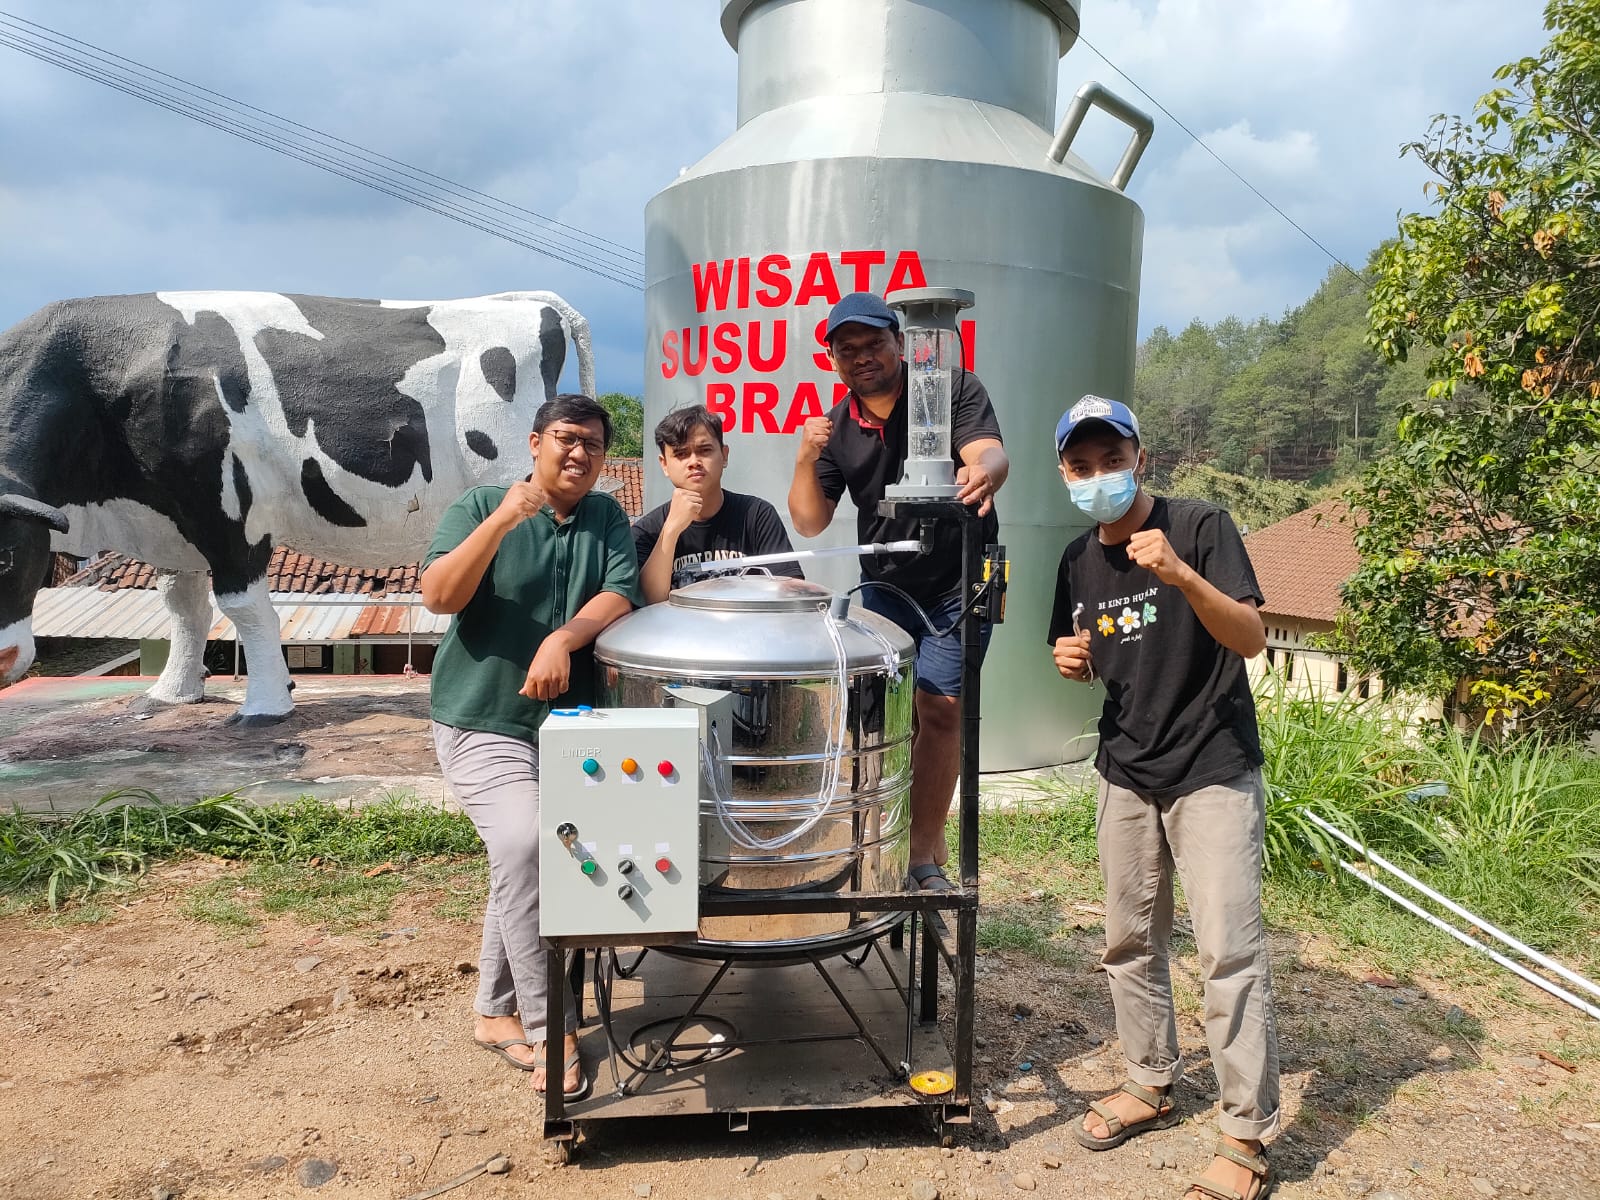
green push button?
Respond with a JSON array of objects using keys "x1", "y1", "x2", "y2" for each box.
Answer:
[
  {"x1": 580, "y1": 859, "x2": 598, "y2": 876},
  {"x1": 581, "y1": 757, "x2": 600, "y2": 776}
]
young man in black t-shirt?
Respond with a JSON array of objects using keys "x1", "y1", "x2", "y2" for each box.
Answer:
[
  {"x1": 788, "y1": 291, "x2": 1009, "y2": 891},
  {"x1": 634, "y1": 404, "x2": 801, "y2": 603},
  {"x1": 1046, "y1": 396, "x2": 1278, "y2": 1200}
]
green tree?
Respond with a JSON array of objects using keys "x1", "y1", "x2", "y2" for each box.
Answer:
[
  {"x1": 598, "y1": 392, "x2": 643, "y2": 457},
  {"x1": 1164, "y1": 462, "x2": 1314, "y2": 533},
  {"x1": 1336, "y1": 0, "x2": 1600, "y2": 736}
]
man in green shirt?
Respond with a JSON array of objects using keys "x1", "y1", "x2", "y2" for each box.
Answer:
[{"x1": 421, "y1": 393, "x2": 641, "y2": 1102}]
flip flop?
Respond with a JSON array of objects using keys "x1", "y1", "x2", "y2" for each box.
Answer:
[
  {"x1": 530, "y1": 1042, "x2": 590, "y2": 1102},
  {"x1": 560, "y1": 1047, "x2": 590, "y2": 1102},
  {"x1": 473, "y1": 1036, "x2": 537, "y2": 1072},
  {"x1": 908, "y1": 863, "x2": 954, "y2": 892}
]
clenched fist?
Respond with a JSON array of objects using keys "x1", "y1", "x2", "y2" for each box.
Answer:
[
  {"x1": 1126, "y1": 529, "x2": 1191, "y2": 587},
  {"x1": 796, "y1": 416, "x2": 833, "y2": 465},
  {"x1": 662, "y1": 487, "x2": 704, "y2": 537},
  {"x1": 491, "y1": 480, "x2": 547, "y2": 534},
  {"x1": 1052, "y1": 632, "x2": 1094, "y2": 682}
]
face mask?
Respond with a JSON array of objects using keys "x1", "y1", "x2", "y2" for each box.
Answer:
[{"x1": 1067, "y1": 468, "x2": 1138, "y2": 524}]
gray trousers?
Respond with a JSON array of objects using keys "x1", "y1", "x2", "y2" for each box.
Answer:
[
  {"x1": 432, "y1": 722, "x2": 577, "y2": 1044},
  {"x1": 1096, "y1": 768, "x2": 1281, "y2": 1141}
]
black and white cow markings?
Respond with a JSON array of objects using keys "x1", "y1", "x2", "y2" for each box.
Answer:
[
  {"x1": 538, "y1": 306, "x2": 566, "y2": 401},
  {"x1": 300, "y1": 458, "x2": 368, "y2": 529},
  {"x1": 464, "y1": 431, "x2": 500, "y2": 461},
  {"x1": 479, "y1": 346, "x2": 516, "y2": 403},
  {"x1": 256, "y1": 296, "x2": 443, "y2": 489},
  {"x1": 0, "y1": 289, "x2": 594, "y2": 724}
]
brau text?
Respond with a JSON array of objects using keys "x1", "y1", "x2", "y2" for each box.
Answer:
[{"x1": 657, "y1": 248, "x2": 978, "y2": 434}]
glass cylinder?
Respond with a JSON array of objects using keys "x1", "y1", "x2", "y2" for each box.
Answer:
[{"x1": 905, "y1": 325, "x2": 955, "y2": 464}]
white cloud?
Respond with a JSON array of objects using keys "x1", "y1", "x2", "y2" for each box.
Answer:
[{"x1": 1058, "y1": 0, "x2": 1548, "y2": 332}]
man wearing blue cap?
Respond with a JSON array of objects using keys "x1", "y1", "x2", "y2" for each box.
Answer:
[
  {"x1": 788, "y1": 291, "x2": 1009, "y2": 891},
  {"x1": 1046, "y1": 395, "x2": 1278, "y2": 1200}
]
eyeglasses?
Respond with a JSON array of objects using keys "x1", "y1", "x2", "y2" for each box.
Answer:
[{"x1": 544, "y1": 428, "x2": 606, "y2": 458}]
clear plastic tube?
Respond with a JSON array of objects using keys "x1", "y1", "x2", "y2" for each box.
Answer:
[{"x1": 704, "y1": 608, "x2": 852, "y2": 852}]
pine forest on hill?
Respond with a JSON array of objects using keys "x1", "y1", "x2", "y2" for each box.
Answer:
[{"x1": 1133, "y1": 251, "x2": 1430, "y2": 531}]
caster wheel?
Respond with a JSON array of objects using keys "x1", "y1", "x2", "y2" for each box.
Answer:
[{"x1": 549, "y1": 1138, "x2": 578, "y2": 1165}]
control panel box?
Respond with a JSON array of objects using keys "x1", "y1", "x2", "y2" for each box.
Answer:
[{"x1": 538, "y1": 707, "x2": 702, "y2": 940}]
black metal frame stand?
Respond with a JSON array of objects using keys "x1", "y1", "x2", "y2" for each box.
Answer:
[{"x1": 539, "y1": 500, "x2": 1001, "y2": 1157}]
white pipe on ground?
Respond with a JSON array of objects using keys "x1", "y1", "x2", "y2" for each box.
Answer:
[
  {"x1": 1331, "y1": 854, "x2": 1600, "y2": 1021},
  {"x1": 1305, "y1": 810, "x2": 1600, "y2": 1004}
]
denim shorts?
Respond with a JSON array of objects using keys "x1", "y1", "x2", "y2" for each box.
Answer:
[{"x1": 859, "y1": 583, "x2": 993, "y2": 697}]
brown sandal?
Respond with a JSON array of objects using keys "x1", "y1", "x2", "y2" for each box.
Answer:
[
  {"x1": 1072, "y1": 1080, "x2": 1179, "y2": 1150},
  {"x1": 1186, "y1": 1140, "x2": 1272, "y2": 1200}
]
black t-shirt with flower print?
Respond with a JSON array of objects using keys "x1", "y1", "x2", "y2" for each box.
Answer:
[{"x1": 1046, "y1": 496, "x2": 1265, "y2": 802}]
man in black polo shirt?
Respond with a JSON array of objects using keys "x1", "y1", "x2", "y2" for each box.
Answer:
[{"x1": 788, "y1": 291, "x2": 1009, "y2": 891}]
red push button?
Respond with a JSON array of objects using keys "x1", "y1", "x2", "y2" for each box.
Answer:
[
  {"x1": 656, "y1": 760, "x2": 674, "y2": 778},
  {"x1": 655, "y1": 856, "x2": 672, "y2": 874}
]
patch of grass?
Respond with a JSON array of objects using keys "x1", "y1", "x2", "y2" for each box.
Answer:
[
  {"x1": 252, "y1": 864, "x2": 405, "y2": 931},
  {"x1": 35, "y1": 901, "x2": 118, "y2": 927},
  {"x1": 181, "y1": 882, "x2": 261, "y2": 933},
  {"x1": 977, "y1": 777, "x2": 1099, "y2": 868},
  {"x1": 415, "y1": 861, "x2": 488, "y2": 922},
  {"x1": 0, "y1": 790, "x2": 483, "y2": 910},
  {"x1": 976, "y1": 903, "x2": 1087, "y2": 968},
  {"x1": 183, "y1": 861, "x2": 425, "y2": 934}
]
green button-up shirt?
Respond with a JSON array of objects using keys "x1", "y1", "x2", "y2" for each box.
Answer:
[{"x1": 425, "y1": 485, "x2": 642, "y2": 743}]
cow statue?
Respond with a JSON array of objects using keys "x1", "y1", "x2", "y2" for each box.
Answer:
[{"x1": 0, "y1": 290, "x2": 593, "y2": 725}]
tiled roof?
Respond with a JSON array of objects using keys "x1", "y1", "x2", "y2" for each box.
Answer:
[
  {"x1": 56, "y1": 458, "x2": 647, "y2": 598},
  {"x1": 62, "y1": 548, "x2": 419, "y2": 595},
  {"x1": 600, "y1": 457, "x2": 644, "y2": 518},
  {"x1": 1243, "y1": 499, "x2": 1362, "y2": 623}
]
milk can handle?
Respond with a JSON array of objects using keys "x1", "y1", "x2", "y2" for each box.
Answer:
[{"x1": 1048, "y1": 81, "x2": 1155, "y2": 191}]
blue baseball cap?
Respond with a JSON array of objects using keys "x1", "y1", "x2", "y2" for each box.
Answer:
[
  {"x1": 1055, "y1": 395, "x2": 1141, "y2": 451},
  {"x1": 824, "y1": 291, "x2": 900, "y2": 341}
]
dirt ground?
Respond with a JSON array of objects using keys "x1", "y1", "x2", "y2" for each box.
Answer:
[{"x1": 2, "y1": 859, "x2": 1597, "y2": 1200}]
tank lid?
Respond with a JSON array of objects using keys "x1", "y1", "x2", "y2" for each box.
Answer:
[
  {"x1": 720, "y1": 0, "x2": 1082, "y2": 55},
  {"x1": 669, "y1": 575, "x2": 835, "y2": 613}
]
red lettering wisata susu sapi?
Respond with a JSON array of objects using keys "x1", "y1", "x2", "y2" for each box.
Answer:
[{"x1": 656, "y1": 248, "x2": 978, "y2": 435}]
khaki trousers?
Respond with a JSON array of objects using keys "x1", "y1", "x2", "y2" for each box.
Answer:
[
  {"x1": 1095, "y1": 768, "x2": 1281, "y2": 1141},
  {"x1": 432, "y1": 722, "x2": 578, "y2": 1044}
]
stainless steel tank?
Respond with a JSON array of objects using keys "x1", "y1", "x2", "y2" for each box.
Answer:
[
  {"x1": 595, "y1": 576, "x2": 914, "y2": 957},
  {"x1": 643, "y1": 0, "x2": 1153, "y2": 769}
]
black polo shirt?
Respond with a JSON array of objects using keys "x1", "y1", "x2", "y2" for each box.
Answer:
[{"x1": 814, "y1": 363, "x2": 1002, "y2": 601}]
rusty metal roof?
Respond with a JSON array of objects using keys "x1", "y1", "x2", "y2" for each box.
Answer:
[{"x1": 31, "y1": 588, "x2": 450, "y2": 643}]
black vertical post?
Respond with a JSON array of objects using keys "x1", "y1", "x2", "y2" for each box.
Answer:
[
  {"x1": 958, "y1": 507, "x2": 981, "y2": 890},
  {"x1": 918, "y1": 913, "x2": 939, "y2": 1022},
  {"x1": 955, "y1": 506, "x2": 981, "y2": 1104},
  {"x1": 545, "y1": 946, "x2": 566, "y2": 1120}
]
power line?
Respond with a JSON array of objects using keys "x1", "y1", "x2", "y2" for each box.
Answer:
[
  {"x1": 0, "y1": 10, "x2": 646, "y2": 290},
  {"x1": 0, "y1": 10, "x2": 643, "y2": 269},
  {"x1": 1073, "y1": 32, "x2": 1368, "y2": 287}
]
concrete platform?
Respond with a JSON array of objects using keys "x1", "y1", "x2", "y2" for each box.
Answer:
[{"x1": 0, "y1": 674, "x2": 447, "y2": 814}]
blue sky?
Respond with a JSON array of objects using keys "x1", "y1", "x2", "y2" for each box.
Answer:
[{"x1": 0, "y1": 1, "x2": 1550, "y2": 396}]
